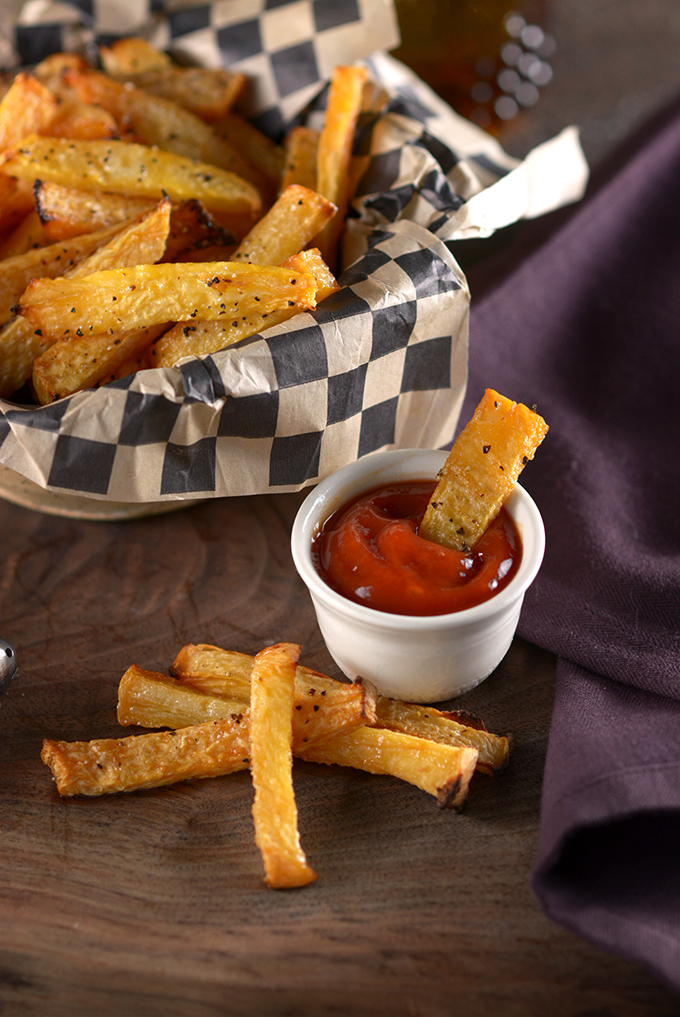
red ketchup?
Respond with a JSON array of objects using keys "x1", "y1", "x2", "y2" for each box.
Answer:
[{"x1": 312, "y1": 480, "x2": 521, "y2": 616}]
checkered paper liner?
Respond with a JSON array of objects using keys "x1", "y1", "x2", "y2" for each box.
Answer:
[{"x1": 0, "y1": 1, "x2": 588, "y2": 504}]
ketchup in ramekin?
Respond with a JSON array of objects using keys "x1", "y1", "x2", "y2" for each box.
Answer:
[{"x1": 311, "y1": 479, "x2": 521, "y2": 617}]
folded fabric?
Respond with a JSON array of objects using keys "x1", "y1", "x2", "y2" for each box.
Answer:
[{"x1": 459, "y1": 97, "x2": 680, "y2": 990}]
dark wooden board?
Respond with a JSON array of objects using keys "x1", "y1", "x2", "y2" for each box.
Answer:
[{"x1": 1, "y1": 493, "x2": 677, "y2": 1015}]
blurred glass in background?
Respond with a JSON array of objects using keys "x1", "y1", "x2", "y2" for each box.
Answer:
[{"x1": 391, "y1": 0, "x2": 555, "y2": 134}]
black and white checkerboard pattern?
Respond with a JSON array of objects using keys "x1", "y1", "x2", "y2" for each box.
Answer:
[{"x1": 0, "y1": 1, "x2": 517, "y2": 503}]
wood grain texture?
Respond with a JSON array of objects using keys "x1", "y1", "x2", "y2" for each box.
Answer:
[{"x1": 0, "y1": 493, "x2": 677, "y2": 1016}]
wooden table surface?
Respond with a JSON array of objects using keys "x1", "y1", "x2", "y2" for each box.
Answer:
[{"x1": 1, "y1": 492, "x2": 677, "y2": 1016}]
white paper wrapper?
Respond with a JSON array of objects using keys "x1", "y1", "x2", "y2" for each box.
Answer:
[{"x1": 0, "y1": 0, "x2": 588, "y2": 505}]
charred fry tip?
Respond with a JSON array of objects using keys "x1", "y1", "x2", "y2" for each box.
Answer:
[{"x1": 436, "y1": 775, "x2": 463, "y2": 810}]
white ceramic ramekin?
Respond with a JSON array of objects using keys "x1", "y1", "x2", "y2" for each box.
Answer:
[{"x1": 291, "y1": 448, "x2": 545, "y2": 703}]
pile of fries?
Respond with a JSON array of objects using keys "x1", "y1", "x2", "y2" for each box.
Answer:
[
  {"x1": 0, "y1": 37, "x2": 376, "y2": 403},
  {"x1": 41, "y1": 641, "x2": 512, "y2": 889}
]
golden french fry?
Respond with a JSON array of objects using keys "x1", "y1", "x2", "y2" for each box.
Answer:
[
  {"x1": 117, "y1": 664, "x2": 248, "y2": 729},
  {"x1": 0, "y1": 314, "x2": 52, "y2": 396},
  {"x1": 117, "y1": 663, "x2": 376, "y2": 748},
  {"x1": 232, "y1": 184, "x2": 336, "y2": 265},
  {"x1": 40, "y1": 716, "x2": 251, "y2": 797},
  {"x1": 172, "y1": 645, "x2": 255, "y2": 698},
  {"x1": 169, "y1": 643, "x2": 500, "y2": 777},
  {"x1": 120, "y1": 66, "x2": 247, "y2": 124},
  {"x1": 98, "y1": 37, "x2": 171, "y2": 76},
  {"x1": 149, "y1": 247, "x2": 338, "y2": 368},
  {"x1": 214, "y1": 110, "x2": 285, "y2": 186},
  {"x1": 44, "y1": 99, "x2": 119, "y2": 141},
  {"x1": 33, "y1": 52, "x2": 91, "y2": 93},
  {"x1": 0, "y1": 209, "x2": 49, "y2": 259},
  {"x1": 374, "y1": 698, "x2": 511, "y2": 776},
  {"x1": 17, "y1": 260, "x2": 317, "y2": 339},
  {"x1": 65, "y1": 69, "x2": 256, "y2": 182},
  {"x1": 29, "y1": 198, "x2": 174, "y2": 400},
  {"x1": 147, "y1": 311, "x2": 284, "y2": 368},
  {"x1": 0, "y1": 173, "x2": 35, "y2": 233},
  {"x1": 0, "y1": 135, "x2": 262, "y2": 217},
  {"x1": 96, "y1": 347, "x2": 152, "y2": 385},
  {"x1": 299, "y1": 727, "x2": 478, "y2": 810},
  {"x1": 315, "y1": 65, "x2": 368, "y2": 270},
  {"x1": 0, "y1": 72, "x2": 58, "y2": 151},
  {"x1": 35, "y1": 181, "x2": 155, "y2": 241},
  {"x1": 35, "y1": 184, "x2": 234, "y2": 250},
  {"x1": 32, "y1": 322, "x2": 168, "y2": 403},
  {"x1": 419, "y1": 389, "x2": 549, "y2": 551},
  {"x1": 249, "y1": 642, "x2": 317, "y2": 889},
  {"x1": 0, "y1": 199, "x2": 171, "y2": 397},
  {"x1": 280, "y1": 126, "x2": 319, "y2": 192}
]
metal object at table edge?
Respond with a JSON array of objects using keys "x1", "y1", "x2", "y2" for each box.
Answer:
[{"x1": 0, "y1": 637, "x2": 17, "y2": 695}]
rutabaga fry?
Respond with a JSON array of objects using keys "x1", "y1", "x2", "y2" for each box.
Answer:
[
  {"x1": 98, "y1": 37, "x2": 171, "y2": 76},
  {"x1": 282, "y1": 248, "x2": 340, "y2": 301},
  {"x1": 374, "y1": 698, "x2": 511, "y2": 776},
  {"x1": 0, "y1": 198, "x2": 171, "y2": 397},
  {"x1": 231, "y1": 184, "x2": 336, "y2": 265},
  {"x1": 213, "y1": 110, "x2": 285, "y2": 184},
  {"x1": 96, "y1": 348, "x2": 152, "y2": 385},
  {"x1": 32, "y1": 52, "x2": 90, "y2": 93},
  {"x1": 280, "y1": 126, "x2": 319, "y2": 192},
  {"x1": 0, "y1": 210, "x2": 49, "y2": 259},
  {"x1": 0, "y1": 174, "x2": 35, "y2": 234},
  {"x1": 0, "y1": 72, "x2": 58, "y2": 150},
  {"x1": 34, "y1": 181, "x2": 156, "y2": 241},
  {"x1": 15, "y1": 260, "x2": 317, "y2": 337},
  {"x1": 171, "y1": 645, "x2": 255, "y2": 698},
  {"x1": 170, "y1": 643, "x2": 499, "y2": 777},
  {"x1": 127, "y1": 66, "x2": 248, "y2": 124},
  {"x1": 299, "y1": 727, "x2": 478, "y2": 810},
  {"x1": 249, "y1": 642, "x2": 317, "y2": 889},
  {"x1": 148, "y1": 247, "x2": 338, "y2": 368},
  {"x1": 41, "y1": 716, "x2": 252, "y2": 796},
  {"x1": 0, "y1": 135, "x2": 262, "y2": 216},
  {"x1": 32, "y1": 322, "x2": 169, "y2": 403},
  {"x1": 117, "y1": 665, "x2": 248, "y2": 730},
  {"x1": 169, "y1": 643, "x2": 375, "y2": 730},
  {"x1": 100, "y1": 39, "x2": 246, "y2": 122},
  {"x1": 315, "y1": 64, "x2": 368, "y2": 270},
  {"x1": 419, "y1": 388, "x2": 549, "y2": 551},
  {"x1": 45, "y1": 99, "x2": 119, "y2": 142}
]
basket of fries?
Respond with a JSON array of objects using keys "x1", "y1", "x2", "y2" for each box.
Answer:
[{"x1": 0, "y1": 0, "x2": 587, "y2": 515}]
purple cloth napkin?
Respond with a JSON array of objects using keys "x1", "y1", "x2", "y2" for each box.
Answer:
[{"x1": 459, "y1": 99, "x2": 680, "y2": 989}]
